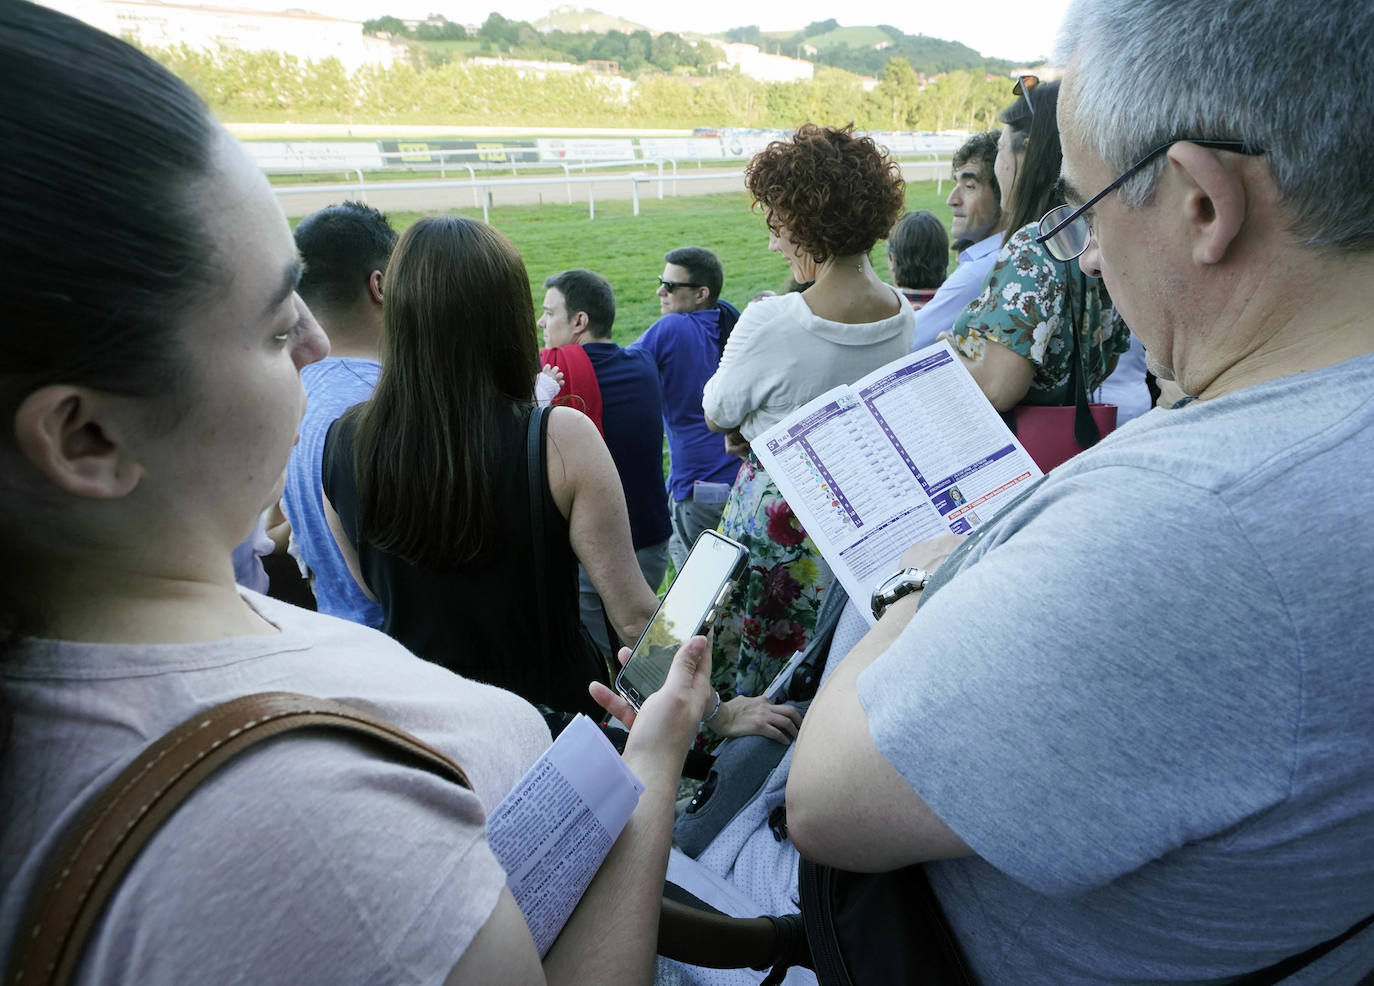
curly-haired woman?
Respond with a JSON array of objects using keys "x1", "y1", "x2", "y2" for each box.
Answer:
[{"x1": 700, "y1": 124, "x2": 914, "y2": 740}]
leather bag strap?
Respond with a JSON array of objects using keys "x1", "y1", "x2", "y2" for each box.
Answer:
[
  {"x1": 8, "y1": 691, "x2": 471, "y2": 986},
  {"x1": 1065, "y1": 265, "x2": 1102, "y2": 448}
]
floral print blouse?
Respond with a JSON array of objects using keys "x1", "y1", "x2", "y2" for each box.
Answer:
[{"x1": 952, "y1": 224, "x2": 1131, "y2": 406}]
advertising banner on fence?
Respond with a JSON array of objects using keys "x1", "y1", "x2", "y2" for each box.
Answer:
[
  {"x1": 637, "y1": 137, "x2": 729, "y2": 161},
  {"x1": 246, "y1": 141, "x2": 384, "y2": 172},
  {"x1": 537, "y1": 138, "x2": 637, "y2": 161},
  {"x1": 377, "y1": 139, "x2": 540, "y2": 165},
  {"x1": 717, "y1": 132, "x2": 775, "y2": 160}
]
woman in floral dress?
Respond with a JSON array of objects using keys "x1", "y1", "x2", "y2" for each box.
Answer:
[
  {"x1": 950, "y1": 79, "x2": 1130, "y2": 410},
  {"x1": 700, "y1": 125, "x2": 914, "y2": 728}
]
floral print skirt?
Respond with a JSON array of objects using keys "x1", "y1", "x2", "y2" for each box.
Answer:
[{"x1": 712, "y1": 453, "x2": 834, "y2": 699}]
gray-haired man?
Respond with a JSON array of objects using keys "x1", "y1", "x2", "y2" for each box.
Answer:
[{"x1": 789, "y1": 1, "x2": 1374, "y2": 981}]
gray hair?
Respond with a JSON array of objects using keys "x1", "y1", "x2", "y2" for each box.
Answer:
[{"x1": 1057, "y1": 0, "x2": 1374, "y2": 250}]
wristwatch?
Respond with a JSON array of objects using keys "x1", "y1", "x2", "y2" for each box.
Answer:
[{"x1": 870, "y1": 567, "x2": 932, "y2": 620}]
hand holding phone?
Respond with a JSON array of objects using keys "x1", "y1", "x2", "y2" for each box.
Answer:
[{"x1": 615, "y1": 531, "x2": 747, "y2": 710}]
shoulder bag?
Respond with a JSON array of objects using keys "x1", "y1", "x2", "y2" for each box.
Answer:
[
  {"x1": 7, "y1": 692, "x2": 471, "y2": 986},
  {"x1": 1002, "y1": 266, "x2": 1117, "y2": 473}
]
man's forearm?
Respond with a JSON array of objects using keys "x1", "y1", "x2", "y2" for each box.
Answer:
[{"x1": 787, "y1": 592, "x2": 972, "y2": 870}]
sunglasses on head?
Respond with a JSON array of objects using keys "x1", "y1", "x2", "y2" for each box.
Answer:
[{"x1": 1013, "y1": 74, "x2": 1039, "y2": 115}]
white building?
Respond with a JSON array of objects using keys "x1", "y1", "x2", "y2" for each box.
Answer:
[
  {"x1": 38, "y1": 0, "x2": 399, "y2": 70},
  {"x1": 715, "y1": 42, "x2": 814, "y2": 83}
]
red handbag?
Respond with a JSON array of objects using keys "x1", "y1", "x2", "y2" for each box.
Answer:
[
  {"x1": 1003, "y1": 267, "x2": 1118, "y2": 473},
  {"x1": 1005, "y1": 401, "x2": 1117, "y2": 473}
]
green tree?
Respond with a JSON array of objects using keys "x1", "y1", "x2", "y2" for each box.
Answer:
[
  {"x1": 478, "y1": 13, "x2": 519, "y2": 49},
  {"x1": 875, "y1": 56, "x2": 922, "y2": 129},
  {"x1": 415, "y1": 20, "x2": 466, "y2": 41},
  {"x1": 724, "y1": 25, "x2": 763, "y2": 45},
  {"x1": 363, "y1": 16, "x2": 409, "y2": 38}
]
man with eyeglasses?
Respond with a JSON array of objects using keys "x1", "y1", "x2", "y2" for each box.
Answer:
[
  {"x1": 787, "y1": 0, "x2": 1374, "y2": 982},
  {"x1": 628, "y1": 246, "x2": 742, "y2": 570}
]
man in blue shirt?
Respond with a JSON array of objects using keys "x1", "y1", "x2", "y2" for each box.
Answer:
[
  {"x1": 911, "y1": 132, "x2": 1007, "y2": 351},
  {"x1": 280, "y1": 202, "x2": 394, "y2": 627},
  {"x1": 539, "y1": 269, "x2": 672, "y2": 651},
  {"x1": 628, "y1": 246, "x2": 742, "y2": 571}
]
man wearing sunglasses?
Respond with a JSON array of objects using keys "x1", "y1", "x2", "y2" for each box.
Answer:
[
  {"x1": 788, "y1": 0, "x2": 1374, "y2": 982},
  {"x1": 628, "y1": 246, "x2": 742, "y2": 570}
]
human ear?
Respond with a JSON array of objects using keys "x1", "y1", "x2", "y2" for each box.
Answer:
[
  {"x1": 1168, "y1": 142, "x2": 1247, "y2": 266},
  {"x1": 12, "y1": 386, "x2": 144, "y2": 499},
  {"x1": 367, "y1": 269, "x2": 384, "y2": 304}
]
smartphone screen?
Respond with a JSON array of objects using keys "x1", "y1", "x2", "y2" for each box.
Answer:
[{"x1": 616, "y1": 531, "x2": 747, "y2": 709}]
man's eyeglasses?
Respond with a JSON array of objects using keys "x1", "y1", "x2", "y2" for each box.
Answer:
[
  {"x1": 658, "y1": 276, "x2": 702, "y2": 293},
  {"x1": 1013, "y1": 74, "x2": 1038, "y2": 116},
  {"x1": 1036, "y1": 138, "x2": 1264, "y2": 262}
]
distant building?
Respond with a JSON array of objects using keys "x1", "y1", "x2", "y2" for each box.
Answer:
[
  {"x1": 38, "y1": 0, "x2": 400, "y2": 70},
  {"x1": 715, "y1": 42, "x2": 814, "y2": 83}
]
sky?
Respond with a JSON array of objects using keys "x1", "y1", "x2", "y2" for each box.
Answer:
[{"x1": 247, "y1": 0, "x2": 1073, "y2": 63}]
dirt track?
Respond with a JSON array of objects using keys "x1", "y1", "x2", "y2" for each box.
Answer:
[{"x1": 272, "y1": 160, "x2": 950, "y2": 218}]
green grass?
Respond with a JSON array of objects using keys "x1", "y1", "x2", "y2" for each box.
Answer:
[{"x1": 363, "y1": 178, "x2": 954, "y2": 346}]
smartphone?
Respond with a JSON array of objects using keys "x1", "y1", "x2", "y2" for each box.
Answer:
[{"x1": 615, "y1": 530, "x2": 748, "y2": 710}]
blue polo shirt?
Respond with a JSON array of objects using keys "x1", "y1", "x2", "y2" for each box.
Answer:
[
  {"x1": 911, "y1": 231, "x2": 1004, "y2": 351},
  {"x1": 582, "y1": 342, "x2": 672, "y2": 550},
  {"x1": 281, "y1": 357, "x2": 383, "y2": 627},
  {"x1": 628, "y1": 308, "x2": 741, "y2": 501}
]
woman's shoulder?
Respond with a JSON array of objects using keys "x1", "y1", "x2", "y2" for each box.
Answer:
[
  {"x1": 738, "y1": 291, "x2": 802, "y2": 327},
  {"x1": 2, "y1": 601, "x2": 548, "y2": 982},
  {"x1": 544, "y1": 401, "x2": 603, "y2": 447},
  {"x1": 989, "y1": 223, "x2": 1056, "y2": 271},
  {"x1": 64, "y1": 705, "x2": 509, "y2": 983},
  {"x1": 321, "y1": 406, "x2": 362, "y2": 477}
]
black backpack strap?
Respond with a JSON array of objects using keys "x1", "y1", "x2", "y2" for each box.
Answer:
[
  {"x1": 527, "y1": 404, "x2": 553, "y2": 683},
  {"x1": 1066, "y1": 264, "x2": 1102, "y2": 449},
  {"x1": 778, "y1": 580, "x2": 850, "y2": 704}
]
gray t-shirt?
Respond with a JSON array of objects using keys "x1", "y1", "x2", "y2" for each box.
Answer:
[
  {"x1": 1, "y1": 592, "x2": 550, "y2": 984},
  {"x1": 859, "y1": 353, "x2": 1374, "y2": 984}
]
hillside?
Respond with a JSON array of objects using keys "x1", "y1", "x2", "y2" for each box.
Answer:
[
  {"x1": 730, "y1": 20, "x2": 1016, "y2": 76},
  {"x1": 799, "y1": 25, "x2": 893, "y2": 51},
  {"x1": 532, "y1": 6, "x2": 650, "y2": 36},
  {"x1": 368, "y1": 8, "x2": 1021, "y2": 80}
]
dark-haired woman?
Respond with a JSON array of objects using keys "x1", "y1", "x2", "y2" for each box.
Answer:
[
  {"x1": 888, "y1": 209, "x2": 950, "y2": 309},
  {"x1": 701, "y1": 125, "x2": 914, "y2": 737},
  {"x1": 949, "y1": 79, "x2": 1131, "y2": 411},
  {"x1": 321, "y1": 215, "x2": 660, "y2": 719},
  {"x1": 0, "y1": 4, "x2": 708, "y2": 982}
]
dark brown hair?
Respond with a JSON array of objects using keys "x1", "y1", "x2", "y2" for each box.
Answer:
[
  {"x1": 1, "y1": 1, "x2": 216, "y2": 645},
  {"x1": 888, "y1": 210, "x2": 950, "y2": 290},
  {"x1": 998, "y1": 79, "x2": 1064, "y2": 244},
  {"x1": 744, "y1": 124, "x2": 906, "y2": 264},
  {"x1": 350, "y1": 216, "x2": 539, "y2": 568}
]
